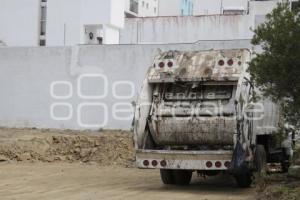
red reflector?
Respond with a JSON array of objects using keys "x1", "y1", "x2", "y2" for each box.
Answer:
[
  {"x1": 159, "y1": 62, "x2": 165, "y2": 68},
  {"x1": 224, "y1": 161, "x2": 231, "y2": 168},
  {"x1": 167, "y1": 62, "x2": 173, "y2": 68},
  {"x1": 218, "y1": 60, "x2": 224, "y2": 66},
  {"x1": 227, "y1": 59, "x2": 234, "y2": 66},
  {"x1": 215, "y1": 161, "x2": 222, "y2": 168},
  {"x1": 206, "y1": 161, "x2": 213, "y2": 168},
  {"x1": 152, "y1": 160, "x2": 158, "y2": 167},
  {"x1": 143, "y1": 160, "x2": 149, "y2": 166},
  {"x1": 160, "y1": 160, "x2": 167, "y2": 167}
]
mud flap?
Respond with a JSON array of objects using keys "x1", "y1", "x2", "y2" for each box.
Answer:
[{"x1": 229, "y1": 141, "x2": 248, "y2": 174}]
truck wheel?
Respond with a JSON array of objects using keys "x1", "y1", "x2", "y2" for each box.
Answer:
[
  {"x1": 254, "y1": 145, "x2": 267, "y2": 174},
  {"x1": 281, "y1": 148, "x2": 291, "y2": 173},
  {"x1": 173, "y1": 170, "x2": 192, "y2": 185},
  {"x1": 281, "y1": 162, "x2": 290, "y2": 173},
  {"x1": 160, "y1": 169, "x2": 175, "y2": 185},
  {"x1": 235, "y1": 172, "x2": 253, "y2": 188}
]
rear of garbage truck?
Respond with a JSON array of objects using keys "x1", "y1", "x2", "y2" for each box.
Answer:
[{"x1": 133, "y1": 49, "x2": 293, "y2": 187}]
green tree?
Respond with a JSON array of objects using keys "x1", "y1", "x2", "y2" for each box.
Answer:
[{"x1": 249, "y1": 2, "x2": 300, "y2": 127}]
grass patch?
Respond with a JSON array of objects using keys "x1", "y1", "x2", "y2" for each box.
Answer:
[{"x1": 255, "y1": 172, "x2": 300, "y2": 200}]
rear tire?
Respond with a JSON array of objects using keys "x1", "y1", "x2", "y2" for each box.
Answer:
[
  {"x1": 281, "y1": 148, "x2": 291, "y2": 173},
  {"x1": 173, "y1": 170, "x2": 193, "y2": 185},
  {"x1": 254, "y1": 145, "x2": 267, "y2": 174},
  {"x1": 235, "y1": 172, "x2": 253, "y2": 188},
  {"x1": 160, "y1": 169, "x2": 175, "y2": 185}
]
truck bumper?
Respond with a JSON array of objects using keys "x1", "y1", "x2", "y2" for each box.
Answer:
[{"x1": 136, "y1": 149, "x2": 233, "y2": 170}]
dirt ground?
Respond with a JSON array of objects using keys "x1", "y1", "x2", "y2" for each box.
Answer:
[
  {"x1": 0, "y1": 128, "x2": 134, "y2": 166},
  {"x1": 0, "y1": 128, "x2": 298, "y2": 200},
  {"x1": 0, "y1": 128, "x2": 257, "y2": 200},
  {"x1": 0, "y1": 162, "x2": 255, "y2": 200}
]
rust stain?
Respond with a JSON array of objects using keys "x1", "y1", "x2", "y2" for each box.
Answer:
[{"x1": 148, "y1": 49, "x2": 246, "y2": 82}]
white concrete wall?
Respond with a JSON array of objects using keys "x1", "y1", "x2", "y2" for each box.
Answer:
[
  {"x1": 193, "y1": 0, "x2": 248, "y2": 15},
  {"x1": 120, "y1": 15, "x2": 254, "y2": 44},
  {"x1": 249, "y1": 0, "x2": 279, "y2": 16},
  {"x1": 158, "y1": 0, "x2": 181, "y2": 16},
  {"x1": 249, "y1": 1, "x2": 279, "y2": 28},
  {"x1": 0, "y1": 0, "x2": 40, "y2": 46},
  {"x1": 104, "y1": 26, "x2": 120, "y2": 44},
  {"x1": 0, "y1": 41, "x2": 251, "y2": 130}
]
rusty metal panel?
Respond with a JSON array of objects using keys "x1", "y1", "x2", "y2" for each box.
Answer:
[
  {"x1": 148, "y1": 49, "x2": 249, "y2": 83},
  {"x1": 151, "y1": 117, "x2": 235, "y2": 145},
  {"x1": 254, "y1": 98, "x2": 281, "y2": 135}
]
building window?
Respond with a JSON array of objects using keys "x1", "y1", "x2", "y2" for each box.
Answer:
[
  {"x1": 40, "y1": 40, "x2": 46, "y2": 46},
  {"x1": 142, "y1": 1, "x2": 145, "y2": 7},
  {"x1": 40, "y1": 6, "x2": 47, "y2": 35},
  {"x1": 129, "y1": 0, "x2": 138, "y2": 14},
  {"x1": 40, "y1": 0, "x2": 47, "y2": 46},
  {"x1": 154, "y1": 7, "x2": 157, "y2": 13},
  {"x1": 146, "y1": 3, "x2": 149, "y2": 9}
]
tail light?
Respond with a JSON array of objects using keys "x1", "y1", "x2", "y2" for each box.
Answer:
[
  {"x1": 159, "y1": 62, "x2": 165, "y2": 68},
  {"x1": 218, "y1": 60, "x2": 225, "y2": 66},
  {"x1": 152, "y1": 160, "x2": 158, "y2": 167},
  {"x1": 206, "y1": 161, "x2": 213, "y2": 168},
  {"x1": 167, "y1": 61, "x2": 173, "y2": 68},
  {"x1": 143, "y1": 160, "x2": 149, "y2": 166},
  {"x1": 224, "y1": 161, "x2": 231, "y2": 168},
  {"x1": 215, "y1": 161, "x2": 222, "y2": 168},
  {"x1": 160, "y1": 160, "x2": 167, "y2": 167},
  {"x1": 227, "y1": 59, "x2": 234, "y2": 66}
]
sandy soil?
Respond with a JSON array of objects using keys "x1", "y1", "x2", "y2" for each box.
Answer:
[
  {"x1": 0, "y1": 162, "x2": 255, "y2": 200},
  {"x1": 0, "y1": 128, "x2": 298, "y2": 200},
  {"x1": 0, "y1": 128, "x2": 134, "y2": 166}
]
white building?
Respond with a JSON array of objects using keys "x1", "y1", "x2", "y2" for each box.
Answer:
[
  {"x1": 193, "y1": 0, "x2": 249, "y2": 16},
  {"x1": 0, "y1": 0, "x2": 125, "y2": 47},
  {"x1": 125, "y1": 0, "x2": 159, "y2": 17},
  {"x1": 0, "y1": 0, "x2": 41, "y2": 46},
  {"x1": 125, "y1": 0, "x2": 139, "y2": 17},
  {"x1": 193, "y1": 0, "x2": 298, "y2": 16},
  {"x1": 158, "y1": 0, "x2": 193, "y2": 16},
  {"x1": 47, "y1": 0, "x2": 125, "y2": 46},
  {"x1": 138, "y1": 0, "x2": 159, "y2": 17},
  {"x1": 120, "y1": 0, "x2": 283, "y2": 44}
]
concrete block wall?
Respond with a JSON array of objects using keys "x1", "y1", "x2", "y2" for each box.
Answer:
[{"x1": 0, "y1": 41, "x2": 251, "y2": 130}]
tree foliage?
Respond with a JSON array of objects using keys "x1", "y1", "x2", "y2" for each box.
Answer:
[{"x1": 249, "y1": 2, "x2": 300, "y2": 127}]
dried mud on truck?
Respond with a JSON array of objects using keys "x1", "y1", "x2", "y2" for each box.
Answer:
[{"x1": 133, "y1": 49, "x2": 294, "y2": 187}]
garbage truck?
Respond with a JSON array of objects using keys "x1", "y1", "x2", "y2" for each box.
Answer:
[{"x1": 133, "y1": 49, "x2": 294, "y2": 187}]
